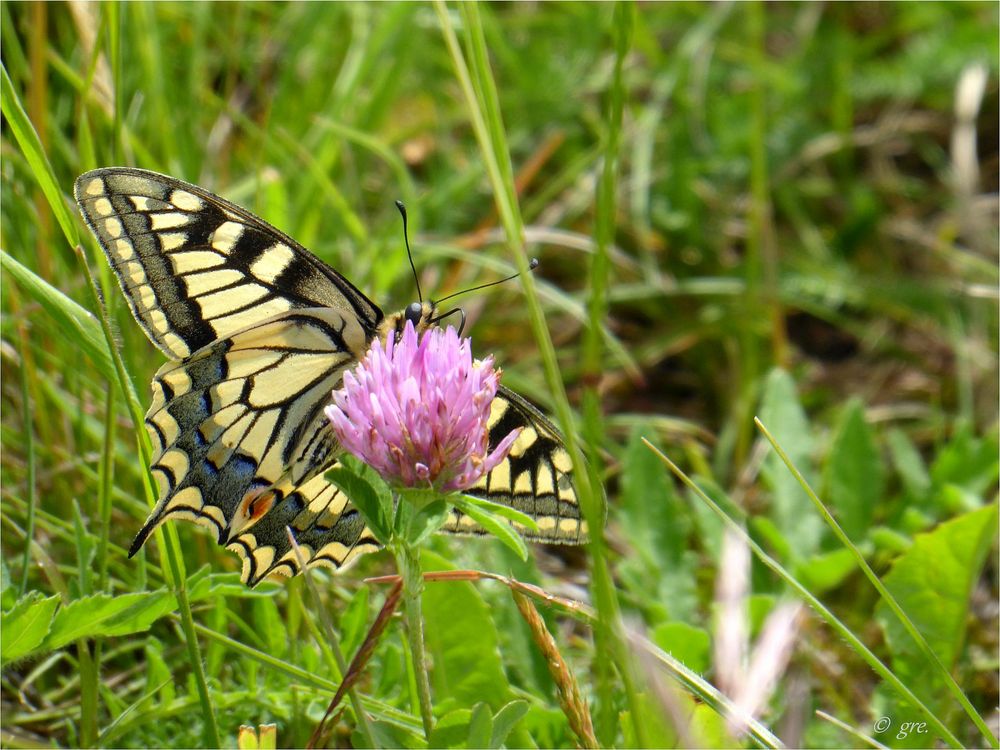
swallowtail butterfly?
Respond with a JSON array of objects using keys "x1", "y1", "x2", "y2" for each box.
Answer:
[{"x1": 75, "y1": 167, "x2": 585, "y2": 586}]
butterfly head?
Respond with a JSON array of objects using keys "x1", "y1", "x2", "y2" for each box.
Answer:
[{"x1": 380, "y1": 300, "x2": 438, "y2": 341}]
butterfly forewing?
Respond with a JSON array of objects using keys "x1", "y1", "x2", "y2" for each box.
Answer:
[{"x1": 74, "y1": 168, "x2": 382, "y2": 358}]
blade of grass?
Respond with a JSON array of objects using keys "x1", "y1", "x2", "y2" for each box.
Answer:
[
  {"x1": 77, "y1": 640, "x2": 98, "y2": 747},
  {"x1": 815, "y1": 710, "x2": 887, "y2": 750},
  {"x1": 642, "y1": 439, "x2": 963, "y2": 749},
  {"x1": 96, "y1": 388, "x2": 116, "y2": 592},
  {"x1": 755, "y1": 417, "x2": 998, "y2": 748},
  {"x1": 0, "y1": 250, "x2": 116, "y2": 382},
  {"x1": 1, "y1": 63, "x2": 79, "y2": 247},
  {"x1": 17, "y1": 331, "x2": 37, "y2": 597},
  {"x1": 747, "y1": 1, "x2": 786, "y2": 368},
  {"x1": 106, "y1": 1, "x2": 122, "y2": 165},
  {"x1": 580, "y1": 3, "x2": 638, "y2": 743}
]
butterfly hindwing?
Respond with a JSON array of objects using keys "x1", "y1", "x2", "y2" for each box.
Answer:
[
  {"x1": 74, "y1": 167, "x2": 382, "y2": 358},
  {"x1": 136, "y1": 308, "x2": 370, "y2": 554},
  {"x1": 228, "y1": 470, "x2": 381, "y2": 586},
  {"x1": 451, "y1": 386, "x2": 587, "y2": 544}
]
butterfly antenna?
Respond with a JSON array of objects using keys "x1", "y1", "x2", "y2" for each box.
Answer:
[
  {"x1": 395, "y1": 200, "x2": 422, "y2": 303},
  {"x1": 434, "y1": 258, "x2": 540, "y2": 306}
]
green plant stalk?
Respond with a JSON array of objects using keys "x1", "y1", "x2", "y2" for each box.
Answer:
[
  {"x1": 77, "y1": 640, "x2": 98, "y2": 747},
  {"x1": 755, "y1": 417, "x2": 998, "y2": 748},
  {"x1": 643, "y1": 439, "x2": 963, "y2": 749},
  {"x1": 748, "y1": 0, "x2": 785, "y2": 368},
  {"x1": 77, "y1": 248, "x2": 221, "y2": 748},
  {"x1": 107, "y1": 0, "x2": 122, "y2": 165},
  {"x1": 87, "y1": 386, "x2": 116, "y2": 750},
  {"x1": 17, "y1": 331, "x2": 36, "y2": 596},
  {"x1": 436, "y1": 4, "x2": 644, "y2": 744},
  {"x1": 730, "y1": 1, "x2": 778, "y2": 474},
  {"x1": 581, "y1": 4, "x2": 646, "y2": 745},
  {"x1": 394, "y1": 542, "x2": 434, "y2": 738},
  {"x1": 97, "y1": 387, "x2": 115, "y2": 592}
]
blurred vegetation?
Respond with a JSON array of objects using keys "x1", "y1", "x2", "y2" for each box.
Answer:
[{"x1": 1, "y1": 2, "x2": 997, "y2": 748}]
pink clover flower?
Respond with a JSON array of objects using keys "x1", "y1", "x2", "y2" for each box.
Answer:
[{"x1": 326, "y1": 322, "x2": 520, "y2": 493}]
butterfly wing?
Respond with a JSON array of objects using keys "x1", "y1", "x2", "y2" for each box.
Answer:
[
  {"x1": 227, "y1": 469, "x2": 381, "y2": 586},
  {"x1": 447, "y1": 386, "x2": 588, "y2": 544},
  {"x1": 74, "y1": 167, "x2": 382, "y2": 358}
]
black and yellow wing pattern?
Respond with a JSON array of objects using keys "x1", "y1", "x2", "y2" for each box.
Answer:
[{"x1": 75, "y1": 167, "x2": 585, "y2": 585}]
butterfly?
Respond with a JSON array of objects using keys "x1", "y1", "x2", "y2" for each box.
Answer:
[{"x1": 75, "y1": 167, "x2": 586, "y2": 586}]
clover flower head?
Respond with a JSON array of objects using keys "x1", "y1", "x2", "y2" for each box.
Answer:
[{"x1": 325, "y1": 321, "x2": 520, "y2": 492}]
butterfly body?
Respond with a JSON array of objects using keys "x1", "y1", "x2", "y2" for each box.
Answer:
[{"x1": 75, "y1": 167, "x2": 584, "y2": 585}]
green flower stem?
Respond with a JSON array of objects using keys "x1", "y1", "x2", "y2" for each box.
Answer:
[{"x1": 394, "y1": 540, "x2": 434, "y2": 739}]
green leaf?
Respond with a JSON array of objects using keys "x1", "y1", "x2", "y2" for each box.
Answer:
[
  {"x1": 326, "y1": 464, "x2": 390, "y2": 544},
  {"x1": 339, "y1": 585, "x2": 370, "y2": 658},
  {"x1": 357, "y1": 720, "x2": 424, "y2": 750},
  {"x1": 420, "y1": 550, "x2": 513, "y2": 711},
  {"x1": 457, "y1": 494, "x2": 538, "y2": 532},
  {"x1": 651, "y1": 621, "x2": 710, "y2": 675},
  {"x1": 870, "y1": 526, "x2": 915, "y2": 555},
  {"x1": 0, "y1": 593, "x2": 59, "y2": 665},
  {"x1": 618, "y1": 426, "x2": 697, "y2": 622},
  {"x1": 0, "y1": 63, "x2": 80, "y2": 248},
  {"x1": 252, "y1": 596, "x2": 286, "y2": 659},
  {"x1": 396, "y1": 485, "x2": 445, "y2": 513},
  {"x1": 1, "y1": 249, "x2": 115, "y2": 382},
  {"x1": 453, "y1": 497, "x2": 529, "y2": 561},
  {"x1": 405, "y1": 499, "x2": 451, "y2": 547},
  {"x1": 620, "y1": 691, "x2": 680, "y2": 748},
  {"x1": 758, "y1": 368, "x2": 823, "y2": 559},
  {"x1": 620, "y1": 426, "x2": 689, "y2": 558},
  {"x1": 795, "y1": 548, "x2": 857, "y2": 594},
  {"x1": 144, "y1": 639, "x2": 176, "y2": 706},
  {"x1": 428, "y1": 708, "x2": 472, "y2": 748},
  {"x1": 689, "y1": 702, "x2": 734, "y2": 749},
  {"x1": 490, "y1": 700, "x2": 530, "y2": 749},
  {"x1": 887, "y1": 428, "x2": 931, "y2": 501},
  {"x1": 824, "y1": 399, "x2": 883, "y2": 541},
  {"x1": 0, "y1": 560, "x2": 15, "y2": 611},
  {"x1": 41, "y1": 590, "x2": 177, "y2": 652},
  {"x1": 72, "y1": 499, "x2": 96, "y2": 595},
  {"x1": 930, "y1": 422, "x2": 999, "y2": 499},
  {"x1": 519, "y1": 703, "x2": 570, "y2": 748},
  {"x1": 875, "y1": 504, "x2": 998, "y2": 711},
  {"x1": 187, "y1": 569, "x2": 275, "y2": 602},
  {"x1": 466, "y1": 702, "x2": 493, "y2": 749}
]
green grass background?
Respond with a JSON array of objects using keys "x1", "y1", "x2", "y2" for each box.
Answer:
[{"x1": 1, "y1": 2, "x2": 997, "y2": 748}]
